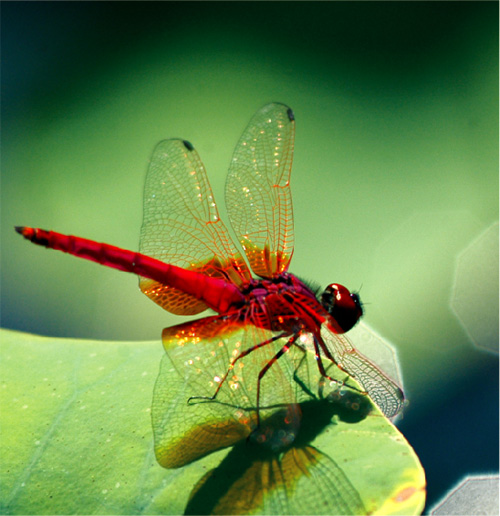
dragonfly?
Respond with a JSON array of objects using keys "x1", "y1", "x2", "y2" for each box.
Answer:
[{"x1": 16, "y1": 103, "x2": 404, "y2": 464}]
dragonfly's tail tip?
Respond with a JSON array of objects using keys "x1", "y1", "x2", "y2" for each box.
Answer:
[{"x1": 15, "y1": 226, "x2": 36, "y2": 241}]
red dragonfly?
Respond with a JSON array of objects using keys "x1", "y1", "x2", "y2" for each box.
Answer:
[{"x1": 16, "y1": 103, "x2": 403, "y2": 463}]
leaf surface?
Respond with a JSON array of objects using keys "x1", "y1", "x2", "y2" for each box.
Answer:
[{"x1": 0, "y1": 329, "x2": 425, "y2": 515}]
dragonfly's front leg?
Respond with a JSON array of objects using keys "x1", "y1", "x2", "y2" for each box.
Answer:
[{"x1": 311, "y1": 333, "x2": 368, "y2": 397}]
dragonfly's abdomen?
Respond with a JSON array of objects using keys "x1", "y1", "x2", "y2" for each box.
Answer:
[{"x1": 15, "y1": 227, "x2": 245, "y2": 314}]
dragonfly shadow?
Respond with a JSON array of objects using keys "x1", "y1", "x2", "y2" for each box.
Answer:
[{"x1": 184, "y1": 392, "x2": 372, "y2": 515}]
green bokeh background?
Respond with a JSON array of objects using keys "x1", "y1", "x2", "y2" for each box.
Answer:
[{"x1": 2, "y1": 2, "x2": 498, "y2": 513}]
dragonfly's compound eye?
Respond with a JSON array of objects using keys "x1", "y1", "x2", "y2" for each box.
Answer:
[{"x1": 321, "y1": 283, "x2": 363, "y2": 333}]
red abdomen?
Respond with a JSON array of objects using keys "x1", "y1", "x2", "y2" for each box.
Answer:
[{"x1": 15, "y1": 227, "x2": 245, "y2": 314}]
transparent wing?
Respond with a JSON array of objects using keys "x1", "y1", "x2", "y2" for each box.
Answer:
[
  {"x1": 226, "y1": 103, "x2": 295, "y2": 278},
  {"x1": 139, "y1": 139, "x2": 251, "y2": 315},
  {"x1": 320, "y1": 324, "x2": 405, "y2": 418},
  {"x1": 152, "y1": 314, "x2": 312, "y2": 469}
]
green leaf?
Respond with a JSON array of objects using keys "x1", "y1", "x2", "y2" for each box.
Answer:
[
  {"x1": 0, "y1": 329, "x2": 222, "y2": 515},
  {"x1": 0, "y1": 329, "x2": 425, "y2": 515}
]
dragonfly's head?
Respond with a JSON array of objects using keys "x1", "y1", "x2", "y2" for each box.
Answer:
[{"x1": 321, "y1": 283, "x2": 363, "y2": 333}]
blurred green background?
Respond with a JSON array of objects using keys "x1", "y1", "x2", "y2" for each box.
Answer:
[{"x1": 2, "y1": 2, "x2": 498, "y2": 513}]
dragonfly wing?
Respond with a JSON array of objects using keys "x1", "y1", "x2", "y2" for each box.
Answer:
[
  {"x1": 152, "y1": 314, "x2": 309, "y2": 468},
  {"x1": 226, "y1": 103, "x2": 295, "y2": 278},
  {"x1": 140, "y1": 139, "x2": 251, "y2": 315},
  {"x1": 320, "y1": 324, "x2": 405, "y2": 418}
]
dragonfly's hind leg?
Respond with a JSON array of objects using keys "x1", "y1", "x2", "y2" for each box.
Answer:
[
  {"x1": 187, "y1": 331, "x2": 288, "y2": 413},
  {"x1": 251, "y1": 334, "x2": 298, "y2": 427}
]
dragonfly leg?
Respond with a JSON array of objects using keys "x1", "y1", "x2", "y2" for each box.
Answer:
[
  {"x1": 288, "y1": 339, "x2": 319, "y2": 400},
  {"x1": 188, "y1": 331, "x2": 288, "y2": 406},
  {"x1": 254, "y1": 335, "x2": 296, "y2": 427}
]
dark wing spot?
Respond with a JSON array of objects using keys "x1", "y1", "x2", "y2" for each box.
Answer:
[{"x1": 182, "y1": 140, "x2": 194, "y2": 151}]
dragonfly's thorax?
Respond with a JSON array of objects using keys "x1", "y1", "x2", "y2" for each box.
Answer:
[{"x1": 239, "y1": 273, "x2": 324, "y2": 332}]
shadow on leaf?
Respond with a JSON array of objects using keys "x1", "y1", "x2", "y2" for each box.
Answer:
[{"x1": 184, "y1": 393, "x2": 372, "y2": 515}]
